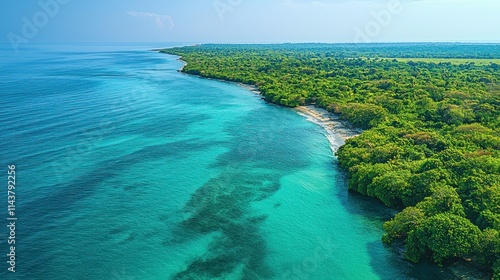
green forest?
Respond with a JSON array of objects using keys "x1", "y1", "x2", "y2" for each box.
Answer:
[{"x1": 161, "y1": 43, "x2": 500, "y2": 278}]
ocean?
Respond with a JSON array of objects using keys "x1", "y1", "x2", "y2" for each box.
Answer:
[{"x1": 0, "y1": 43, "x2": 452, "y2": 279}]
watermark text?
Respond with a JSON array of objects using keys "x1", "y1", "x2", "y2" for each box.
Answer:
[{"x1": 6, "y1": 165, "x2": 16, "y2": 273}]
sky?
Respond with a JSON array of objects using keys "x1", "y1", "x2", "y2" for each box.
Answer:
[{"x1": 1, "y1": 0, "x2": 500, "y2": 44}]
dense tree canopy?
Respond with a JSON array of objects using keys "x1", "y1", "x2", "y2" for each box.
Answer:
[{"x1": 161, "y1": 43, "x2": 500, "y2": 278}]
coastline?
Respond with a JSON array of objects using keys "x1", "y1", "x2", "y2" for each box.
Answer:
[
  {"x1": 295, "y1": 106, "x2": 362, "y2": 152},
  {"x1": 177, "y1": 56, "x2": 188, "y2": 71},
  {"x1": 165, "y1": 53, "x2": 361, "y2": 153},
  {"x1": 171, "y1": 55, "x2": 265, "y2": 96},
  {"x1": 236, "y1": 83, "x2": 261, "y2": 95},
  {"x1": 158, "y1": 51, "x2": 491, "y2": 280}
]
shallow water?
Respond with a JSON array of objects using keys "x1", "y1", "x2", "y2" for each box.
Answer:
[{"x1": 0, "y1": 43, "x2": 459, "y2": 279}]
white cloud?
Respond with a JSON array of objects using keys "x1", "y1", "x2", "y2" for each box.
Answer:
[{"x1": 127, "y1": 11, "x2": 174, "y2": 29}]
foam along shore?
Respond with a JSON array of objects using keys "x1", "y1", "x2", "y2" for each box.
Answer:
[
  {"x1": 295, "y1": 105, "x2": 362, "y2": 152},
  {"x1": 237, "y1": 83, "x2": 261, "y2": 95}
]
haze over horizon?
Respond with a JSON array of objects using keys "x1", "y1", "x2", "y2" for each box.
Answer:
[{"x1": 1, "y1": 0, "x2": 500, "y2": 46}]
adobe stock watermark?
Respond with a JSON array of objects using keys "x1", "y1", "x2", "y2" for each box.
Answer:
[
  {"x1": 281, "y1": 236, "x2": 337, "y2": 279},
  {"x1": 111, "y1": 268, "x2": 137, "y2": 280},
  {"x1": 354, "y1": 1, "x2": 403, "y2": 43},
  {"x1": 213, "y1": 0, "x2": 243, "y2": 21},
  {"x1": 7, "y1": 0, "x2": 70, "y2": 53},
  {"x1": 6, "y1": 165, "x2": 17, "y2": 273}
]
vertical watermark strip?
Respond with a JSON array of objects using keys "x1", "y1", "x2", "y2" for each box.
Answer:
[{"x1": 6, "y1": 165, "x2": 16, "y2": 273}]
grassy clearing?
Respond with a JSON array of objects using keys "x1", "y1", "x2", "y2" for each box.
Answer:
[{"x1": 390, "y1": 58, "x2": 500, "y2": 66}]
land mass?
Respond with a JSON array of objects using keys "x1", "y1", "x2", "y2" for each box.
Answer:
[{"x1": 161, "y1": 43, "x2": 500, "y2": 279}]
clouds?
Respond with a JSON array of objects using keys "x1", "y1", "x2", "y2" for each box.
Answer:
[{"x1": 127, "y1": 11, "x2": 174, "y2": 29}]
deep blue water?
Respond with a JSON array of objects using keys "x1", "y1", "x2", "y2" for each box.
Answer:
[{"x1": 0, "y1": 43, "x2": 455, "y2": 279}]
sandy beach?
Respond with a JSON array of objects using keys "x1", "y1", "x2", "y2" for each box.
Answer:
[
  {"x1": 234, "y1": 81, "x2": 362, "y2": 152},
  {"x1": 237, "y1": 83, "x2": 261, "y2": 95},
  {"x1": 170, "y1": 55, "x2": 361, "y2": 153},
  {"x1": 178, "y1": 57, "x2": 188, "y2": 71},
  {"x1": 295, "y1": 105, "x2": 362, "y2": 152}
]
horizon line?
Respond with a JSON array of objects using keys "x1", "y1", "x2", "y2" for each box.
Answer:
[{"x1": 2, "y1": 40, "x2": 500, "y2": 45}]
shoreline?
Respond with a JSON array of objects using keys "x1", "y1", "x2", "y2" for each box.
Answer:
[
  {"x1": 177, "y1": 56, "x2": 188, "y2": 71},
  {"x1": 165, "y1": 53, "x2": 361, "y2": 153},
  {"x1": 158, "y1": 51, "x2": 491, "y2": 280},
  {"x1": 295, "y1": 106, "x2": 362, "y2": 153},
  {"x1": 236, "y1": 83, "x2": 261, "y2": 95}
]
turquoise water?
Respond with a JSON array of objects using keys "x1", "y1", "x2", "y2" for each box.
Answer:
[{"x1": 0, "y1": 43, "x2": 449, "y2": 279}]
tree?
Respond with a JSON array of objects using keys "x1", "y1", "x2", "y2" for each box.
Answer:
[
  {"x1": 415, "y1": 185, "x2": 465, "y2": 217},
  {"x1": 371, "y1": 169, "x2": 411, "y2": 207},
  {"x1": 405, "y1": 213, "x2": 481, "y2": 264},
  {"x1": 382, "y1": 207, "x2": 425, "y2": 243}
]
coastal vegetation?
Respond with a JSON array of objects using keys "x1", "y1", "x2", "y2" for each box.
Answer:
[{"x1": 161, "y1": 43, "x2": 500, "y2": 278}]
